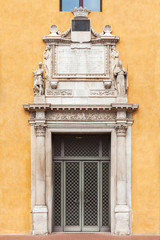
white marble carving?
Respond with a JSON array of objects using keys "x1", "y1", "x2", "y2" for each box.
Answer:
[
  {"x1": 46, "y1": 89, "x2": 72, "y2": 96},
  {"x1": 70, "y1": 43, "x2": 92, "y2": 49},
  {"x1": 35, "y1": 125, "x2": 46, "y2": 136},
  {"x1": 32, "y1": 206, "x2": 48, "y2": 235},
  {"x1": 115, "y1": 123, "x2": 130, "y2": 235},
  {"x1": 36, "y1": 111, "x2": 45, "y2": 120},
  {"x1": 24, "y1": 7, "x2": 138, "y2": 236},
  {"x1": 43, "y1": 46, "x2": 51, "y2": 81},
  {"x1": 32, "y1": 124, "x2": 48, "y2": 234},
  {"x1": 50, "y1": 81, "x2": 58, "y2": 89},
  {"x1": 103, "y1": 25, "x2": 112, "y2": 36},
  {"x1": 91, "y1": 27, "x2": 101, "y2": 38},
  {"x1": 90, "y1": 90, "x2": 116, "y2": 96},
  {"x1": 103, "y1": 79, "x2": 112, "y2": 89},
  {"x1": 114, "y1": 61, "x2": 127, "y2": 96},
  {"x1": 110, "y1": 46, "x2": 119, "y2": 89},
  {"x1": 71, "y1": 7, "x2": 91, "y2": 18},
  {"x1": 33, "y1": 62, "x2": 45, "y2": 96},
  {"x1": 55, "y1": 46, "x2": 106, "y2": 75},
  {"x1": 49, "y1": 24, "x2": 60, "y2": 37},
  {"x1": 111, "y1": 46, "x2": 119, "y2": 70},
  {"x1": 61, "y1": 27, "x2": 71, "y2": 38},
  {"x1": 46, "y1": 111, "x2": 116, "y2": 121}
]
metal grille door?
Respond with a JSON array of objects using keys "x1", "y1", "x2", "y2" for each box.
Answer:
[
  {"x1": 52, "y1": 134, "x2": 110, "y2": 232},
  {"x1": 53, "y1": 162, "x2": 62, "y2": 228},
  {"x1": 64, "y1": 162, "x2": 81, "y2": 231},
  {"x1": 102, "y1": 162, "x2": 110, "y2": 229},
  {"x1": 83, "y1": 162, "x2": 99, "y2": 231}
]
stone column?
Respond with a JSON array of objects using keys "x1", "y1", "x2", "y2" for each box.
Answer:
[
  {"x1": 32, "y1": 125, "x2": 48, "y2": 235},
  {"x1": 115, "y1": 124, "x2": 130, "y2": 235}
]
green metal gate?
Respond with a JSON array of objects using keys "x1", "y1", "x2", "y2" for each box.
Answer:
[{"x1": 52, "y1": 134, "x2": 110, "y2": 232}]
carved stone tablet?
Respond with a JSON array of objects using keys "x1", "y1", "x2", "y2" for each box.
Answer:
[{"x1": 55, "y1": 45, "x2": 106, "y2": 75}]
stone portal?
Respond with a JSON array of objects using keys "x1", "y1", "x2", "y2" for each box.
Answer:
[{"x1": 24, "y1": 7, "x2": 138, "y2": 235}]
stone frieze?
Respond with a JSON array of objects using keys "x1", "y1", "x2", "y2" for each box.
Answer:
[
  {"x1": 46, "y1": 89, "x2": 72, "y2": 96},
  {"x1": 90, "y1": 90, "x2": 116, "y2": 96},
  {"x1": 46, "y1": 111, "x2": 116, "y2": 121}
]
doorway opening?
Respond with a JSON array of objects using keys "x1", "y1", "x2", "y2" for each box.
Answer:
[{"x1": 52, "y1": 134, "x2": 111, "y2": 232}]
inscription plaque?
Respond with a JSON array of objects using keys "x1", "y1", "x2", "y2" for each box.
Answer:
[
  {"x1": 55, "y1": 46, "x2": 106, "y2": 75},
  {"x1": 72, "y1": 20, "x2": 90, "y2": 31}
]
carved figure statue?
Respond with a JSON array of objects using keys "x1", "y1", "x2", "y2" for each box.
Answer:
[
  {"x1": 43, "y1": 45, "x2": 51, "y2": 60},
  {"x1": 111, "y1": 46, "x2": 119, "y2": 62},
  {"x1": 43, "y1": 46, "x2": 51, "y2": 81},
  {"x1": 113, "y1": 60, "x2": 127, "y2": 96},
  {"x1": 110, "y1": 46, "x2": 120, "y2": 89},
  {"x1": 33, "y1": 62, "x2": 44, "y2": 96}
]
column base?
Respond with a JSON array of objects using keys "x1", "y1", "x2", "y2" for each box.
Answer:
[
  {"x1": 32, "y1": 205, "x2": 48, "y2": 235},
  {"x1": 115, "y1": 205, "x2": 130, "y2": 235}
]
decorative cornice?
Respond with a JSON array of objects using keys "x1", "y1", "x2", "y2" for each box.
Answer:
[
  {"x1": 23, "y1": 103, "x2": 139, "y2": 112},
  {"x1": 111, "y1": 103, "x2": 139, "y2": 111},
  {"x1": 24, "y1": 103, "x2": 51, "y2": 111},
  {"x1": 115, "y1": 124, "x2": 128, "y2": 137},
  {"x1": 35, "y1": 125, "x2": 46, "y2": 137}
]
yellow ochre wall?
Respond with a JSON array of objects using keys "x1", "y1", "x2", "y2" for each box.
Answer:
[{"x1": 0, "y1": 0, "x2": 159, "y2": 234}]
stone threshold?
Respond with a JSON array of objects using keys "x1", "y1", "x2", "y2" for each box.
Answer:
[{"x1": 0, "y1": 233, "x2": 159, "y2": 240}]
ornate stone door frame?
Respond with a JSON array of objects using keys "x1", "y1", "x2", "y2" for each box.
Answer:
[
  {"x1": 46, "y1": 127, "x2": 116, "y2": 233},
  {"x1": 24, "y1": 105, "x2": 138, "y2": 235},
  {"x1": 24, "y1": 7, "x2": 138, "y2": 235}
]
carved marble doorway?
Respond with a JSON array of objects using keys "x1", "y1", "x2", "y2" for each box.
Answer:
[
  {"x1": 52, "y1": 134, "x2": 110, "y2": 232},
  {"x1": 23, "y1": 7, "x2": 138, "y2": 235}
]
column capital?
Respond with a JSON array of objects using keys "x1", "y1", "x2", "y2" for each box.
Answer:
[
  {"x1": 115, "y1": 124, "x2": 128, "y2": 137},
  {"x1": 35, "y1": 125, "x2": 46, "y2": 137}
]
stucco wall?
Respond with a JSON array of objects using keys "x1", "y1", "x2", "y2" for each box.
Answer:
[{"x1": 0, "y1": 0, "x2": 159, "y2": 234}]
